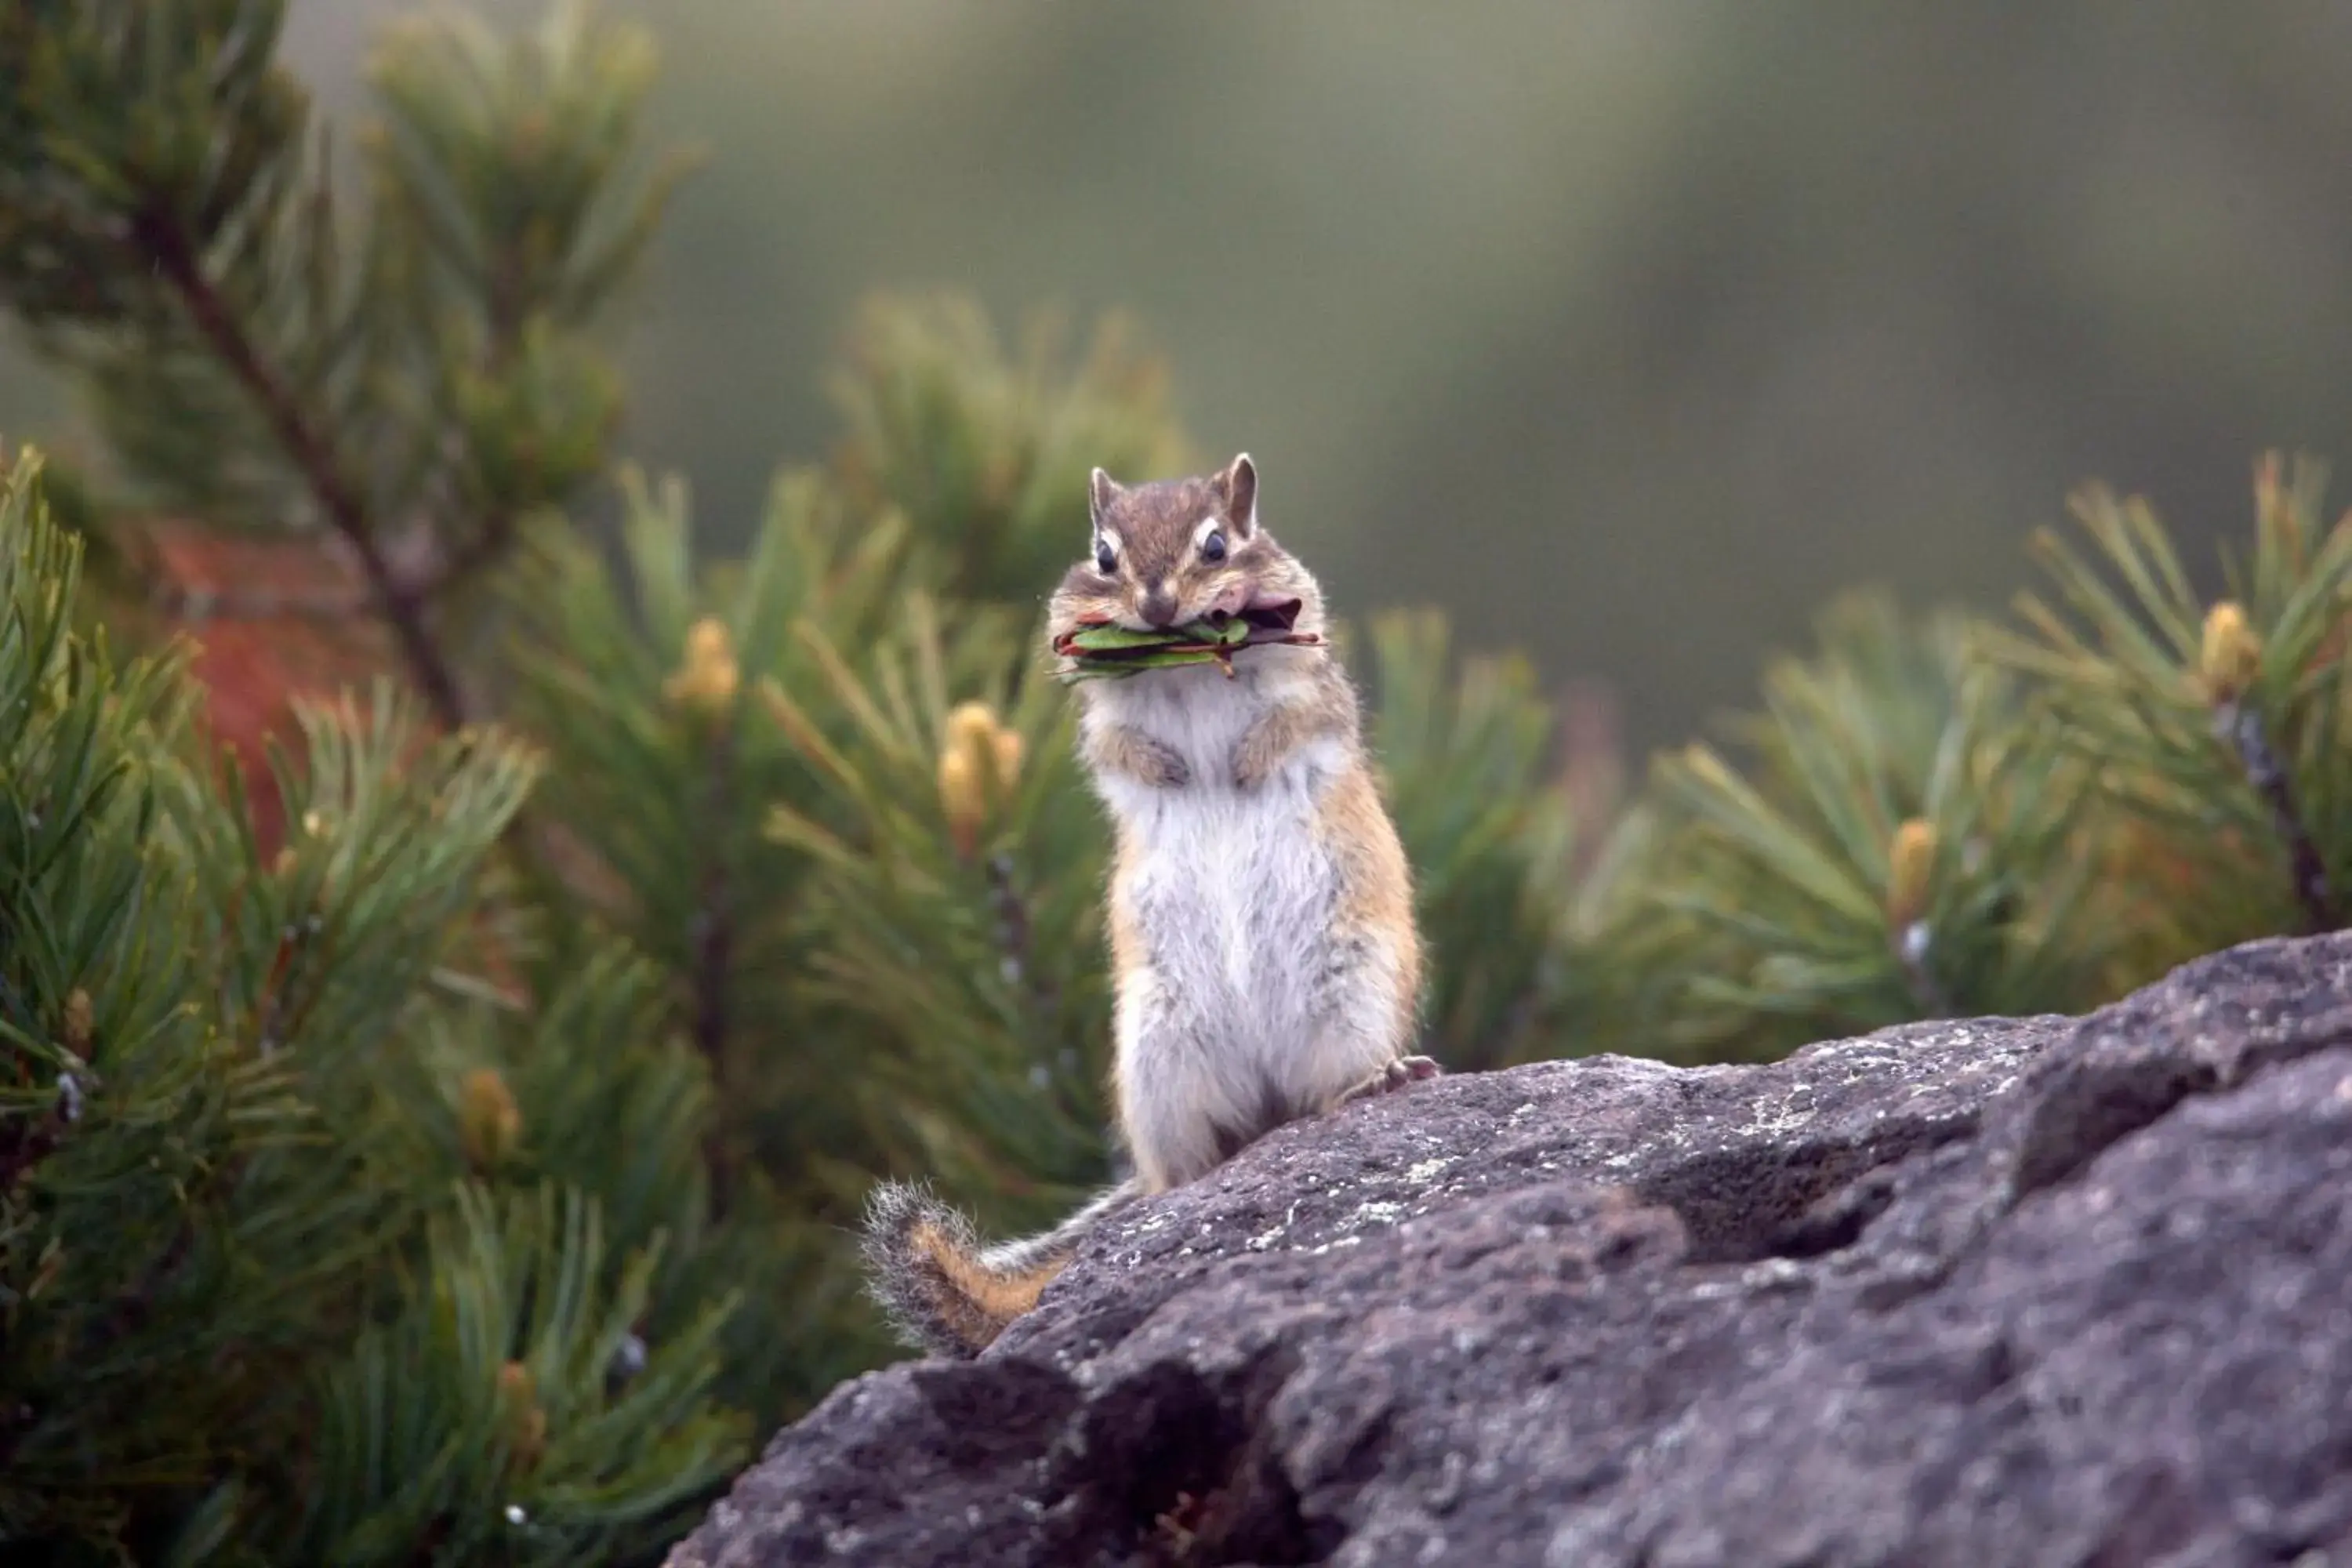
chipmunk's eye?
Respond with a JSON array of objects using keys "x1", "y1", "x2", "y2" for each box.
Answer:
[
  {"x1": 1094, "y1": 539, "x2": 1117, "y2": 575},
  {"x1": 1199, "y1": 528, "x2": 1228, "y2": 564}
]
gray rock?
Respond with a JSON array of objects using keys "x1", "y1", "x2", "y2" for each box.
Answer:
[{"x1": 666, "y1": 931, "x2": 2352, "y2": 1568}]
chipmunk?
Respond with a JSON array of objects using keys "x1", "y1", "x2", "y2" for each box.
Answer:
[{"x1": 862, "y1": 453, "x2": 1439, "y2": 1359}]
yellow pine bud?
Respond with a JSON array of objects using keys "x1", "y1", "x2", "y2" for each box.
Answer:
[
  {"x1": 497, "y1": 1360, "x2": 547, "y2": 1473},
  {"x1": 61, "y1": 989, "x2": 92, "y2": 1052},
  {"x1": 457, "y1": 1066, "x2": 522, "y2": 1171},
  {"x1": 1886, "y1": 818, "x2": 1938, "y2": 927},
  {"x1": 938, "y1": 702, "x2": 1022, "y2": 854},
  {"x1": 664, "y1": 617, "x2": 741, "y2": 716},
  {"x1": 937, "y1": 745, "x2": 985, "y2": 859},
  {"x1": 945, "y1": 700, "x2": 999, "y2": 758},
  {"x1": 2198, "y1": 601, "x2": 2262, "y2": 702}
]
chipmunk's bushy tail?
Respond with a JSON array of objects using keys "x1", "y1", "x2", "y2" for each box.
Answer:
[{"x1": 861, "y1": 1178, "x2": 1142, "y2": 1358}]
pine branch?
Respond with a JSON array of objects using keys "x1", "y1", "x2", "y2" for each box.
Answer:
[
  {"x1": 2212, "y1": 696, "x2": 2337, "y2": 931},
  {"x1": 132, "y1": 203, "x2": 468, "y2": 728},
  {"x1": 683, "y1": 715, "x2": 743, "y2": 1218},
  {"x1": 4, "y1": 0, "x2": 697, "y2": 745},
  {"x1": 685, "y1": 723, "x2": 737, "y2": 1075},
  {"x1": 1976, "y1": 454, "x2": 2352, "y2": 960}
]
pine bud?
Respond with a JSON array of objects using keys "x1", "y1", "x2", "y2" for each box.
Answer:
[
  {"x1": 937, "y1": 746, "x2": 985, "y2": 860},
  {"x1": 947, "y1": 701, "x2": 1022, "y2": 785},
  {"x1": 1886, "y1": 818, "x2": 1938, "y2": 927},
  {"x1": 945, "y1": 700, "x2": 998, "y2": 755},
  {"x1": 938, "y1": 702, "x2": 1022, "y2": 857},
  {"x1": 2198, "y1": 601, "x2": 2262, "y2": 702},
  {"x1": 61, "y1": 989, "x2": 92, "y2": 1053},
  {"x1": 458, "y1": 1067, "x2": 522, "y2": 1172},
  {"x1": 496, "y1": 1360, "x2": 547, "y2": 1473},
  {"x1": 664, "y1": 617, "x2": 741, "y2": 717}
]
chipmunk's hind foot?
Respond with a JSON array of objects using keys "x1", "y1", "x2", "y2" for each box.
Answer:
[{"x1": 1334, "y1": 1054, "x2": 1443, "y2": 1108}]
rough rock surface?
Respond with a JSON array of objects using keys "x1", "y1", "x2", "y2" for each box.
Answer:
[{"x1": 667, "y1": 933, "x2": 2352, "y2": 1568}]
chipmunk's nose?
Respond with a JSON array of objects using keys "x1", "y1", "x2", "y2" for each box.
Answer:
[{"x1": 1138, "y1": 582, "x2": 1179, "y2": 627}]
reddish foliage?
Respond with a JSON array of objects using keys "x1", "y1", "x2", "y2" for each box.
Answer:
[
  {"x1": 123, "y1": 521, "x2": 401, "y2": 856},
  {"x1": 111, "y1": 520, "x2": 539, "y2": 1009}
]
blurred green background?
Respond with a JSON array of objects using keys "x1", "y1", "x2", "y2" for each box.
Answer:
[{"x1": 9, "y1": 1, "x2": 2350, "y2": 757}]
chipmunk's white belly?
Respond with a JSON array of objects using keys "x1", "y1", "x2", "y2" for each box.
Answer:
[
  {"x1": 1093, "y1": 666, "x2": 1349, "y2": 1087},
  {"x1": 1123, "y1": 776, "x2": 1338, "y2": 1055}
]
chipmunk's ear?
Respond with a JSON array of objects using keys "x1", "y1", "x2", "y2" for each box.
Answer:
[
  {"x1": 1089, "y1": 467, "x2": 1123, "y2": 533},
  {"x1": 1215, "y1": 453, "x2": 1258, "y2": 537}
]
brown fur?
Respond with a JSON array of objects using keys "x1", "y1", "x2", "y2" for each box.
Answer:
[{"x1": 1319, "y1": 760, "x2": 1426, "y2": 1038}]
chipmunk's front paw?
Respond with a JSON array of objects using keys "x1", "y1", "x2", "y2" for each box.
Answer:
[
  {"x1": 1098, "y1": 726, "x2": 1189, "y2": 788},
  {"x1": 1138, "y1": 742, "x2": 1190, "y2": 789},
  {"x1": 1229, "y1": 734, "x2": 1277, "y2": 791}
]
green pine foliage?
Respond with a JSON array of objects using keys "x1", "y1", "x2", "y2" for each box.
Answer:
[
  {"x1": 7, "y1": 2, "x2": 2352, "y2": 1565},
  {"x1": 757, "y1": 597, "x2": 1114, "y2": 1224},
  {"x1": 0, "y1": 448, "x2": 746, "y2": 1563},
  {"x1": 282, "y1": 1185, "x2": 739, "y2": 1568},
  {"x1": 1579, "y1": 461, "x2": 2352, "y2": 1062},
  {"x1": 1357, "y1": 609, "x2": 1581, "y2": 1071},
  {"x1": 0, "y1": 447, "x2": 288, "y2": 1550},
  {"x1": 1976, "y1": 456, "x2": 2352, "y2": 971},
  {"x1": 1599, "y1": 592, "x2": 2114, "y2": 1062},
  {"x1": 825, "y1": 294, "x2": 1191, "y2": 608}
]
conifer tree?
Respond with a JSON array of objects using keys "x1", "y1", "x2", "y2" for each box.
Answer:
[{"x1": 0, "y1": 448, "x2": 746, "y2": 1564}]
